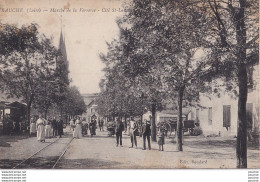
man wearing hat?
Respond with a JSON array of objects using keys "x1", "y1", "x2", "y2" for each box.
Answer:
[
  {"x1": 57, "y1": 115, "x2": 64, "y2": 138},
  {"x1": 141, "y1": 119, "x2": 151, "y2": 150}
]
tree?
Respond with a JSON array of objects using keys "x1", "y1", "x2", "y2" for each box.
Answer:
[
  {"x1": 63, "y1": 86, "x2": 86, "y2": 117},
  {"x1": 33, "y1": 37, "x2": 59, "y2": 118},
  {"x1": 98, "y1": 39, "x2": 146, "y2": 120},
  {"x1": 0, "y1": 23, "x2": 57, "y2": 124},
  {"x1": 201, "y1": 0, "x2": 259, "y2": 168},
  {"x1": 117, "y1": 0, "x2": 215, "y2": 148}
]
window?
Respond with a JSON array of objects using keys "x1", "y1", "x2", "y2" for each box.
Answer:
[
  {"x1": 196, "y1": 108, "x2": 199, "y2": 123},
  {"x1": 223, "y1": 105, "x2": 231, "y2": 127},
  {"x1": 208, "y1": 107, "x2": 212, "y2": 125}
]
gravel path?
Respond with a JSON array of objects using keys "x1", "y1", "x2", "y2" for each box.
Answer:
[{"x1": 0, "y1": 128, "x2": 259, "y2": 169}]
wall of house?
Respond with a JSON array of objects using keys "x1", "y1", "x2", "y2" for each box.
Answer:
[
  {"x1": 190, "y1": 93, "x2": 238, "y2": 137},
  {"x1": 189, "y1": 64, "x2": 259, "y2": 137}
]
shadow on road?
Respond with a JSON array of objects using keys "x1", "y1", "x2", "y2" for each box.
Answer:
[
  {"x1": 56, "y1": 158, "x2": 121, "y2": 169},
  {"x1": 184, "y1": 138, "x2": 236, "y2": 149},
  {"x1": 0, "y1": 140, "x2": 11, "y2": 147},
  {"x1": 0, "y1": 159, "x2": 23, "y2": 169},
  {"x1": 0, "y1": 135, "x2": 30, "y2": 144}
]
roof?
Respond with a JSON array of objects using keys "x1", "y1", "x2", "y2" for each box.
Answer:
[
  {"x1": 82, "y1": 93, "x2": 99, "y2": 107},
  {"x1": 159, "y1": 108, "x2": 191, "y2": 116},
  {"x1": 0, "y1": 92, "x2": 24, "y2": 104},
  {"x1": 144, "y1": 108, "x2": 191, "y2": 118}
]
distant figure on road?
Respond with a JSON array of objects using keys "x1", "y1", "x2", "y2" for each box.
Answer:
[
  {"x1": 129, "y1": 117, "x2": 137, "y2": 148},
  {"x1": 73, "y1": 117, "x2": 82, "y2": 139},
  {"x1": 141, "y1": 119, "x2": 151, "y2": 150},
  {"x1": 157, "y1": 126, "x2": 165, "y2": 151},
  {"x1": 98, "y1": 119, "x2": 104, "y2": 131},
  {"x1": 36, "y1": 114, "x2": 45, "y2": 142},
  {"x1": 101, "y1": 119, "x2": 104, "y2": 131},
  {"x1": 57, "y1": 116, "x2": 64, "y2": 138},
  {"x1": 45, "y1": 118, "x2": 52, "y2": 139},
  {"x1": 82, "y1": 119, "x2": 88, "y2": 136},
  {"x1": 89, "y1": 119, "x2": 96, "y2": 137},
  {"x1": 115, "y1": 118, "x2": 124, "y2": 147},
  {"x1": 52, "y1": 117, "x2": 58, "y2": 137},
  {"x1": 30, "y1": 117, "x2": 37, "y2": 137},
  {"x1": 69, "y1": 118, "x2": 75, "y2": 131}
]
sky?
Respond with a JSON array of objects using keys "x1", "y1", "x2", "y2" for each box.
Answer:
[{"x1": 0, "y1": 0, "x2": 127, "y2": 94}]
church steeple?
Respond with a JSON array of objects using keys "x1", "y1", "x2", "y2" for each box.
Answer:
[
  {"x1": 58, "y1": 30, "x2": 68, "y2": 64},
  {"x1": 56, "y1": 28, "x2": 69, "y2": 86}
]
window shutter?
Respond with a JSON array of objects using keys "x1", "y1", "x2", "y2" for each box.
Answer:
[
  {"x1": 223, "y1": 105, "x2": 231, "y2": 127},
  {"x1": 208, "y1": 107, "x2": 212, "y2": 125}
]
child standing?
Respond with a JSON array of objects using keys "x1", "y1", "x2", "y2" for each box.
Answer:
[{"x1": 157, "y1": 127, "x2": 165, "y2": 151}]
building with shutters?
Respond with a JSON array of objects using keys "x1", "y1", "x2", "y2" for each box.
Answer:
[{"x1": 187, "y1": 64, "x2": 259, "y2": 137}]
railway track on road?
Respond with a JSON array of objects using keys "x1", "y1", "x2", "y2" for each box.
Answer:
[{"x1": 13, "y1": 136, "x2": 74, "y2": 169}]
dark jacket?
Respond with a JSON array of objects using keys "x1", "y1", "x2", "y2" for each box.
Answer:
[
  {"x1": 57, "y1": 120, "x2": 64, "y2": 135},
  {"x1": 52, "y1": 119, "x2": 57, "y2": 129},
  {"x1": 142, "y1": 123, "x2": 151, "y2": 136},
  {"x1": 115, "y1": 121, "x2": 124, "y2": 133}
]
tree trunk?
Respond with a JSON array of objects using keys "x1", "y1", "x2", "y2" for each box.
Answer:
[
  {"x1": 124, "y1": 115, "x2": 127, "y2": 132},
  {"x1": 237, "y1": 64, "x2": 248, "y2": 168},
  {"x1": 235, "y1": 0, "x2": 248, "y2": 169},
  {"x1": 26, "y1": 103, "x2": 31, "y2": 128},
  {"x1": 177, "y1": 86, "x2": 185, "y2": 151},
  {"x1": 44, "y1": 109, "x2": 48, "y2": 119},
  {"x1": 151, "y1": 102, "x2": 157, "y2": 142}
]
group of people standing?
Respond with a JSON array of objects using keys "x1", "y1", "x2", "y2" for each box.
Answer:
[
  {"x1": 70, "y1": 116, "x2": 99, "y2": 139},
  {"x1": 30, "y1": 114, "x2": 64, "y2": 142},
  {"x1": 115, "y1": 117, "x2": 166, "y2": 151}
]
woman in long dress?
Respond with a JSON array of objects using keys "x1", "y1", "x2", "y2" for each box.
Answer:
[
  {"x1": 73, "y1": 118, "x2": 82, "y2": 139},
  {"x1": 36, "y1": 115, "x2": 46, "y2": 142},
  {"x1": 30, "y1": 119, "x2": 37, "y2": 137},
  {"x1": 45, "y1": 119, "x2": 52, "y2": 139}
]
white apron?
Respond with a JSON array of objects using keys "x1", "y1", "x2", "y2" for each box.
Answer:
[
  {"x1": 73, "y1": 120, "x2": 82, "y2": 138},
  {"x1": 36, "y1": 118, "x2": 45, "y2": 141}
]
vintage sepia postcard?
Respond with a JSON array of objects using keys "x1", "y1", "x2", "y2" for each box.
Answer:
[{"x1": 0, "y1": 0, "x2": 259, "y2": 170}]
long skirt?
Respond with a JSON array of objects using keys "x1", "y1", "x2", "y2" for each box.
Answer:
[
  {"x1": 45, "y1": 125, "x2": 52, "y2": 138},
  {"x1": 50, "y1": 127, "x2": 53, "y2": 137},
  {"x1": 30, "y1": 123, "x2": 36, "y2": 135},
  {"x1": 37, "y1": 125, "x2": 45, "y2": 141},
  {"x1": 73, "y1": 124, "x2": 82, "y2": 138}
]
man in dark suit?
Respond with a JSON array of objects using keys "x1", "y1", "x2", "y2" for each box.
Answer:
[
  {"x1": 141, "y1": 119, "x2": 151, "y2": 150},
  {"x1": 115, "y1": 118, "x2": 124, "y2": 147},
  {"x1": 52, "y1": 117, "x2": 57, "y2": 137},
  {"x1": 57, "y1": 116, "x2": 64, "y2": 138}
]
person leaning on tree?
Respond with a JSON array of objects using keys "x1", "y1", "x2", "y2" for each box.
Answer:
[{"x1": 115, "y1": 118, "x2": 124, "y2": 147}]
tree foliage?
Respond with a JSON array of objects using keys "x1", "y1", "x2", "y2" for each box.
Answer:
[
  {"x1": 0, "y1": 23, "x2": 57, "y2": 123},
  {"x1": 0, "y1": 23, "x2": 86, "y2": 123}
]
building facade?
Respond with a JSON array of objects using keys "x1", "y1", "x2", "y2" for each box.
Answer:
[{"x1": 188, "y1": 64, "x2": 259, "y2": 137}]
